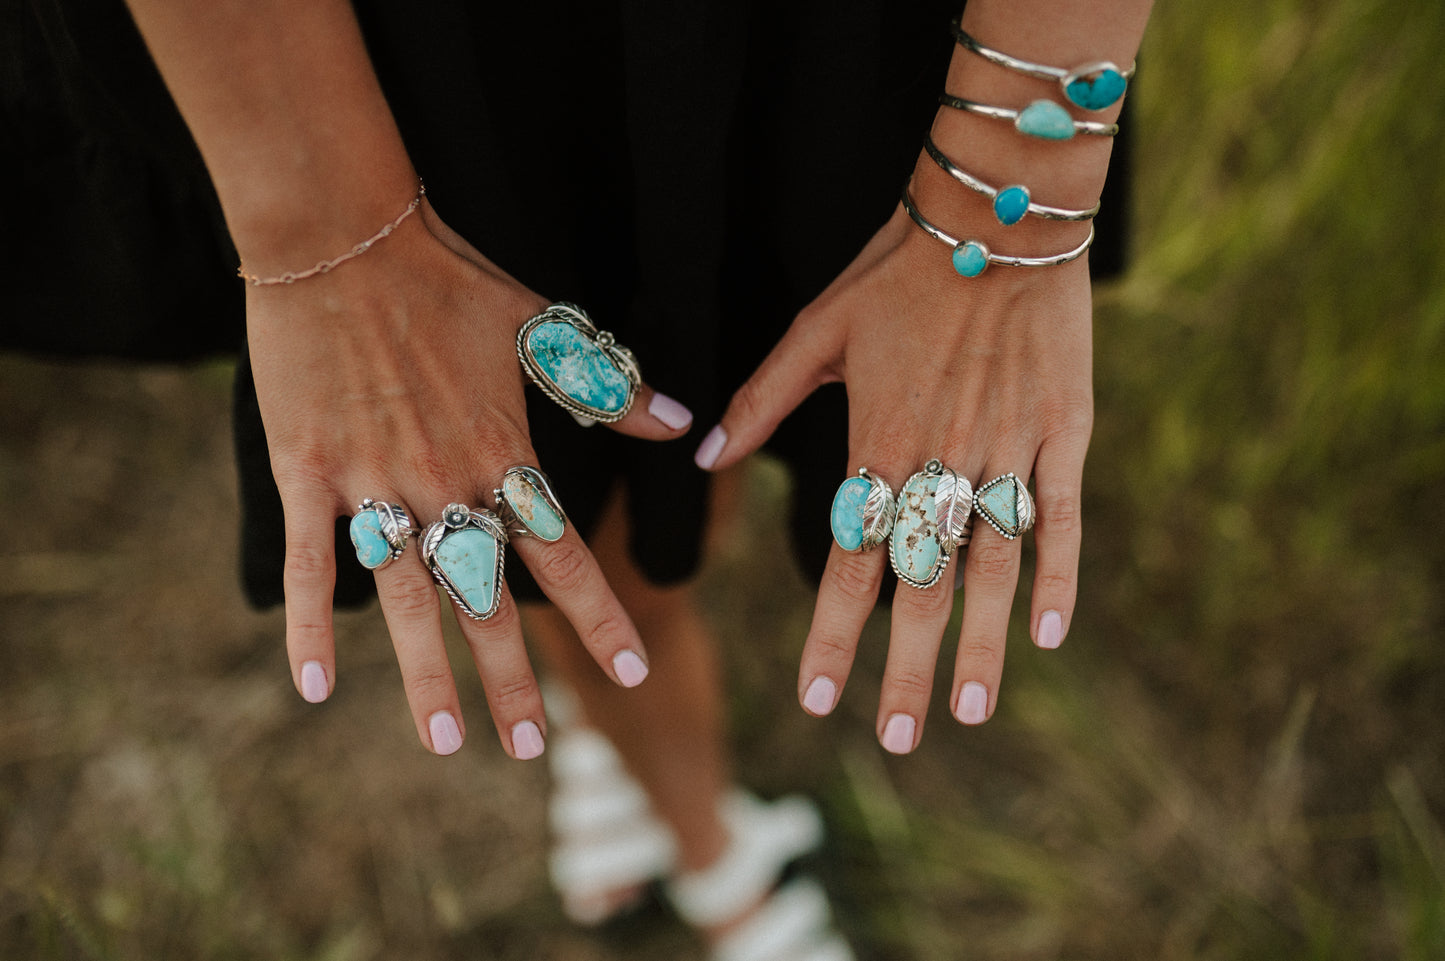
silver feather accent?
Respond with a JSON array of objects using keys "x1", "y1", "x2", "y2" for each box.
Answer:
[
  {"x1": 859, "y1": 471, "x2": 897, "y2": 550},
  {"x1": 934, "y1": 468, "x2": 974, "y2": 555}
]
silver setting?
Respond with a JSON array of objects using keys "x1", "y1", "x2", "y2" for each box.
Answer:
[
  {"x1": 972, "y1": 473, "x2": 1037, "y2": 540},
  {"x1": 834, "y1": 467, "x2": 897, "y2": 554},
  {"x1": 901, "y1": 182, "x2": 1094, "y2": 278},
  {"x1": 949, "y1": 20, "x2": 1135, "y2": 112},
  {"x1": 923, "y1": 134, "x2": 1101, "y2": 222},
  {"x1": 420, "y1": 503, "x2": 509, "y2": 620},
  {"x1": 937, "y1": 94, "x2": 1119, "y2": 137},
  {"x1": 493, "y1": 465, "x2": 568, "y2": 542},
  {"x1": 516, "y1": 302, "x2": 642, "y2": 423},
  {"x1": 352, "y1": 498, "x2": 418, "y2": 570},
  {"x1": 933, "y1": 466, "x2": 975, "y2": 555},
  {"x1": 889, "y1": 460, "x2": 954, "y2": 590}
]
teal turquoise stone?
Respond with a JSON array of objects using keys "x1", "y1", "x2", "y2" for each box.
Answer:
[
  {"x1": 350, "y1": 510, "x2": 392, "y2": 569},
  {"x1": 952, "y1": 242, "x2": 989, "y2": 278},
  {"x1": 1015, "y1": 99, "x2": 1076, "y2": 140},
  {"x1": 977, "y1": 478, "x2": 1020, "y2": 530},
  {"x1": 829, "y1": 476, "x2": 872, "y2": 552},
  {"x1": 526, "y1": 320, "x2": 630, "y2": 414},
  {"x1": 434, "y1": 529, "x2": 500, "y2": 615},
  {"x1": 890, "y1": 473, "x2": 942, "y2": 585},
  {"x1": 1065, "y1": 69, "x2": 1127, "y2": 110},
  {"x1": 993, "y1": 186, "x2": 1030, "y2": 226},
  {"x1": 502, "y1": 472, "x2": 565, "y2": 541}
]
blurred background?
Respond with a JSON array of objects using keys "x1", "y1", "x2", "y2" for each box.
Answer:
[{"x1": 3, "y1": 0, "x2": 1443, "y2": 958}]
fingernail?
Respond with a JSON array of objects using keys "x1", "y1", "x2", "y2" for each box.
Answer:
[
  {"x1": 648, "y1": 392, "x2": 694, "y2": 431},
  {"x1": 612, "y1": 650, "x2": 649, "y2": 688},
  {"x1": 881, "y1": 714, "x2": 916, "y2": 755},
  {"x1": 693, "y1": 424, "x2": 728, "y2": 470},
  {"x1": 511, "y1": 720, "x2": 545, "y2": 760},
  {"x1": 300, "y1": 660, "x2": 329, "y2": 703},
  {"x1": 1037, "y1": 610, "x2": 1064, "y2": 650},
  {"x1": 429, "y1": 711, "x2": 463, "y2": 755},
  {"x1": 955, "y1": 682, "x2": 989, "y2": 726},
  {"x1": 570, "y1": 411, "x2": 598, "y2": 428},
  {"x1": 802, "y1": 676, "x2": 837, "y2": 716}
]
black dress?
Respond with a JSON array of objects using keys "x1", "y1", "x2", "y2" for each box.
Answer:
[{"x1": 3, "y1": 0, "x2": 1127, "y2": 607}]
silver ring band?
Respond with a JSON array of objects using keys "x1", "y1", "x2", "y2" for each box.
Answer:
[
  {"x1": 901, "y1": 183, "x2": 1094, "y2": 278},
  {"x1": 949, "y1": 19, "x2": 1135, "y2": 112},
  {"x1": 923, "y1": 134, "x2": 1100, "y2": 223}
]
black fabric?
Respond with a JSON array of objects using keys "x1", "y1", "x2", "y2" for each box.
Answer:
[{"x1": 4, "y1": 0, "x2": 1129, "y2": 609}]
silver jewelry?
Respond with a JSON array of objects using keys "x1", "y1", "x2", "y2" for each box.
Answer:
[
  {"x1": 829, "y1": 468, "x2": 896, "y2": 553},
  {"x1": 937, "y1": 94, "x2": 1119, "y2": 139},
  {"x1": 350, "y1": 498, "x2": 419, "y2": 571},
  {"x1": 973, "y1": 473, "x2": 1037, "y2": 540},
  {"x1": 239, "y1": 180, "x2": 426, "y2": 286},
  {"x1": 950, "y1": 20, "x2": 1135, "y2": 112},
  {"x1": 923, "y1": 134, "x2": 1100, "y2": 225},
  {"x1": 517, "y1": 302, "x2": 642, "y2": 423},
  {"x1": 420, "y1": 503, "x2": 509, "y2": 620},
  {"x1": 890, "y1": 459, "x2": 971, "y2": 589},
  {"x1": 901, "y1": 183, "x2": 1094, "y2": 278},
  {"x1": 494, "y1": 466, "x2": 568, "y2": 542},
  {"x1": 933, "y1": 464, "x2": 974, "y2": 555}
]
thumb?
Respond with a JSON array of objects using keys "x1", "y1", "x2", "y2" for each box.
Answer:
[{"x1": 694, "y1": 315, "x2": 841, "y2": 472}]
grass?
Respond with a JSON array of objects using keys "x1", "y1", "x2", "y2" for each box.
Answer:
[{"x1": 3, "y1": 0, "x2": 1443, "y2": 958}]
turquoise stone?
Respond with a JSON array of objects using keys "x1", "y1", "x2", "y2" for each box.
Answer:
[
  {"x1": 350, "y1": 510, "x2": 392, "y2": 570},
  {"x1": 434, "y1": 528, "x2": 500, "y2": 615},
  {"x1": 952, "y1": 242, "x2": 989, "y2": 278},
  {"x1": 993, "y1": 186, "x2": 1030, "y2": 226},
  {"x1": 502, "y1": 472, "x2": 565, "y2": 541},
  {"x1": 830, "y1": 476, "x2": 872, "y2": 552},
  {"x1": 1065, "y1": 69, "x2": 1127, "y2": 110},
  {"x1": 890, "y1": 473, "x2": 942, "y2": 586},
  {"x1": 977, "y1": 478, "x2": 1020, "y2": 531},
  {"x1": 525, "y1": 320, "x2": 631, "y2": 415},
  {"x1": 1015, "y1": 99, "x2": 1076, "y2": 140}
]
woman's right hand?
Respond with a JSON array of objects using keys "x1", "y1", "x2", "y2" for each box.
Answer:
[{"x1": 245, "y1": 194, "x2": 693, "y2": 759}]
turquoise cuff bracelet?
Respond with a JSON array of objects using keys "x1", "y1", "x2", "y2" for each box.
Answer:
[
  {"x1": 937, "y1": 94, "x2": 1119, "y2": 140},
  {"x1": 901, "y1": 183, "x2": 1094, "y2": 278},
  {"x1": 949, "y1": 19, "x2": 1135, "y2": 112},
  {"x1": 923, "y1": 134, "x2": 1100, "y2": 225}
]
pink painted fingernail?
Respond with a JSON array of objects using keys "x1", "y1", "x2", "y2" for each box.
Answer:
[
  {"x1": 802, "y1": 677, "x2": 837, "y2": 716},
  {"x1": 612, "y1": 650, "x2": 650, "y2": 688},
  {"x1": 955, "y1": 682, "x2": 989, "y2": 725},
  {"x1": 429, "y1": 711, "x2": 463, "y2": 755},
  {"x1": 1037, "y1": 610, "x2": 1064, "y2": 649},
  {"x1": 300, "y1": 660, "x2": 329, "y2": 703},
  {"x1": 648, "y1": 392, "x2": 694, "y2": 431},
  {"x1": 693, "y1": 425, "x2": 728, "y2": 470},
  {"x1": 881, "y1": 713, "x2": 916, "y2": 755},
  {"x1": 511, "y1": 720, "x2": 545, "y2": 760}
]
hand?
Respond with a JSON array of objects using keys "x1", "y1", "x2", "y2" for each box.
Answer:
[
  {"x1": 696, "y1": 201, "x2": 1092, "y2": 753},
  {"x1": 247, "y1": 199, "x2": 692, "y2": 758}
]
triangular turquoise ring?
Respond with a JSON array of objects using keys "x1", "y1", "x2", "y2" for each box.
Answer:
[
  {"x1": 350, "y1": 499, "x2": 419, "y2": 571},
  {"x1": 421, "y1": 503, "x2": 510, "y2": 620},
  {"x1": 972, "y1": 474, "x2": 1037, "y2": 540}
]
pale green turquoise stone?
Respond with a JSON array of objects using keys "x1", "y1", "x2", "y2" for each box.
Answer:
[
  {"x1": 1015, "y1": 99, "x2": 1076, "y2": 140},
  {"x1": 526, "y1": 320, "x2": 630, "y2": 414},
  {"x1": 349, "y1": 510, "x2": 392, "y2": 570},
  {"x1": 978, "y1": 479, "x2": 1020, "y2": 530},
  {"x1": 891, "y1": 473, "x2": 942, "y2": 585},
  {"x1": 503, "y1": 472, "x2": 565, "y2": 541},
  {"x1": 952, "y1": 242, "x2": 988, "y2": 278},
  {"x1": 434, "y1": 529, "x2": 500, "y2": 614},
  {"x1": 993, "y1": 186, "x2": 1030, "y2": 226},
  {"x1": 830, "y1": 476, "x2": 872, "y2": 552}
]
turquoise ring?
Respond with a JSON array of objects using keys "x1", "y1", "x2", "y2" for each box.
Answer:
[
  {"x1": 829, "y1": 468, "x2": 896, "y2": 553},
  {"x1": 420, "y1": 503, "x2": 509, "y2": 620},
  {"x1": 972, "y1": 473, "x2": 1036, "y2": 540},
  {"x1": 517, "y1": 302, "x2": 641, "y2": 424},
  {"x1": 889, "y1": 460, "x2": 974, "y2": 589},
  {"x1": 350, "y1": 499, "x2": 418, "y2": 571},
  {"x1": 494, "y1": 466, "x2": 567, "y2": 542}
]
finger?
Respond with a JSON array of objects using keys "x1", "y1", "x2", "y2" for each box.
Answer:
[
  {"x1": 1029, "y1": 426, "x2": 1089, "y2": 652},
  {"x1": 601, "y1": 384, "x2": 695, "y2": 441},
  {"x1": 450, "y1": 580, "x2": 549, "y2": 761},
  {"x1": 951, "y1": 480, "x2": 1027, "y2": 727},
  {"x1": 694, "y1": 313, "x2": 841, "y2": 472},
  {"x1": 372, "y1": 554, "x2": 467, "y2": 756},
  {"x1": 798, "y1": 544, "x2": 888, "y2": 717},
  {"x1": 877, "y1": 566, "x2": 956, "y2": 754},
  {"x1": 282, "y1": 495, "x2": 340, "y2": 705},
  {"x1": 510, "y1": 528, "x2": 649, "y2": 689}
]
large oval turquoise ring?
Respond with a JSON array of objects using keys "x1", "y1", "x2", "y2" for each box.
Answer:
[
  {"x1": 350, "y1": 499, "x2": 419, "y2": 571},
  {"x1": 517, "y1": 302, "x2": 642, "y2": 424},
  {"x1": 420, "y1": 504, "x2": 509, "y2": 620},
  {"x1": 494, "y1": 466, "x2": 568, "y2": 543},
  {"x1": 830, "y1": 468, "x2": 896, "y2": 553}
]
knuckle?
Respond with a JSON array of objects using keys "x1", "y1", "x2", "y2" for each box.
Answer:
[
  {"x1": 955, "y1": 637, "x2": 999, "y2": 665},
  {"x1": 1032, "y1": 568, "x2": 1076, "y2": 598},
  {"x1": 726, "y1": 376, "x2": 768, "y2": 429},
  {"x1": 808, "y1": 630, "x2": 858, "y2": 664},
  {"x1": 486, "y1": 672, "x2": 538, "y2": 714},
  {"x1": 967, "y1": 541, "x2": 1019, "y2": 584},
  {"x1": 827, "y1": 556, "x2": 884, "y2": 606},
  {"x1": 1039, "y1": 493, "x2": 1083, "y2": 536},
  {"x1": 380, "y1": 582, "x2": 438, "y2": 623},
  {"x1": 531, "y1": 543, "x2": 591, "y2": 593},
  {"x1": 284, "y1": 543, "x2": 334, "y2": 585},
  {"x1": 579, "y1": 610, "x2": 633, "y2": 649},
  {"x1": 884, "y1": 667, "x2": 934, "y2": 701},
  {"x1": 405, "y1": 665, "x2": 456, "y2": 704}
]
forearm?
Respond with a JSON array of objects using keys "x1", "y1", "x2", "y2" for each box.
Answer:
[{"x1": 123, "y1": 0, "x2": 416, "y2": 274}]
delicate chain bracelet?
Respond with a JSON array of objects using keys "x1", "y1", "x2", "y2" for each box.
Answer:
[{"x1": 237, "y1": 179, "x2": 426, "y2": 286}]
